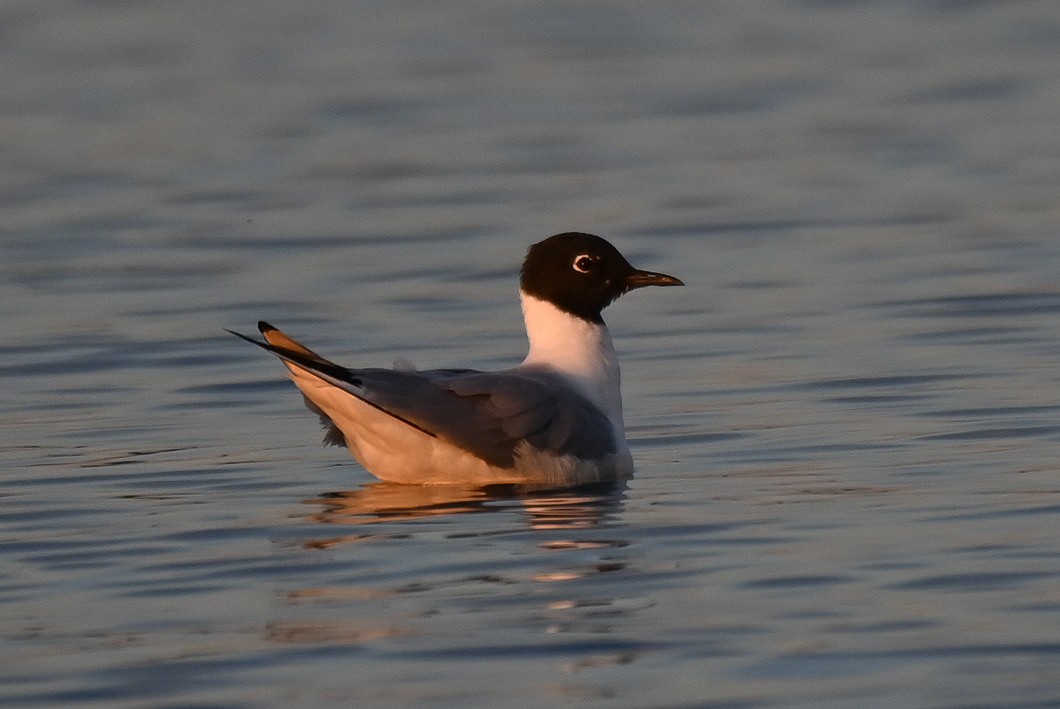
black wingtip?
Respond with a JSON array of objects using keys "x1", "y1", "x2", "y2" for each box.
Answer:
[
  {"x1": 258, "y1": 320, "x2": 276, "y2": 335},
  {"x1": 226, "y1": 327, "x2": 269, "y2": 349}
]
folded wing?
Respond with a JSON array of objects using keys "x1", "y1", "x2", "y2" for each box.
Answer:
[{"x1": 230, "y1": 322, "x2": 616, "y2": 468}]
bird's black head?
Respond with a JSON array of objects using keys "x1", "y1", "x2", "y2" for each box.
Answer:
[{"x1": 520, "y1": 232, "x2": 683, "y2": 323}]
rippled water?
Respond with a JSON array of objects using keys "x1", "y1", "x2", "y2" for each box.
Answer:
[{"x1": 3, "y1": 2, "x2": 1060, "y2": 707}]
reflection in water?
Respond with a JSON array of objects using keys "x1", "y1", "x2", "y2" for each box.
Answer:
[
  {"x1": 301, "y1": 481, "x2": 628, "y2": 545},
  {"x1": 278, "y1": 481, "x2": 644, "y2": 663},
  {"x1": 266, "y1": 620, "x2": 409, "y2": 644}
]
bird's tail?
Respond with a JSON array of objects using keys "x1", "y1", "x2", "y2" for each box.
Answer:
[
  {"x1": 226, "y1": 321, "x2": 350, "y2": 447},
  {"x1": 226, "y1": 321, "x2": 351, "y2": 379}
]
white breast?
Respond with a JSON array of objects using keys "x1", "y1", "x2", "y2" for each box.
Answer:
[{"x1": 517, "y1": 292, "x2": 627, "y2": 448}]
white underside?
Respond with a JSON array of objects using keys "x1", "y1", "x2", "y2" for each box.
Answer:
[{"x1": 285, "y1": 364, "x2": 632, "y2": 486}]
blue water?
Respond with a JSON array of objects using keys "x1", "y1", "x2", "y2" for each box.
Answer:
[{"x1": 3, "y1": 2, "x2": 1060, "y2": 707}]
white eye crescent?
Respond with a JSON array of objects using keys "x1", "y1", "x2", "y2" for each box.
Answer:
[{"x1": 573, "y1": 255, "x2": 594, "y2": 273}]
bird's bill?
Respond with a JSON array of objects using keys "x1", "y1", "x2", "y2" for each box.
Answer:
[{"x1": 625, "y1": 269, "x2": 684, "y2": 289}]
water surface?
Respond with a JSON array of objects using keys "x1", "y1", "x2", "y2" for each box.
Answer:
[{"x1": 3, "y1": 2, "x2": 1060, "y2": 707}]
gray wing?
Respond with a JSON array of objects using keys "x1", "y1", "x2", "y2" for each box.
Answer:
[
  {"x1": 350, "y1": 368, "x2": 618, "y2": 468},
  {"x1": 228, "y1": 323, "x2": 615, "y2": 468}
]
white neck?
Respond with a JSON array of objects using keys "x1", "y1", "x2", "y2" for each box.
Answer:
[{"x1": 518, "y1": 292, "x2": 624, "y2": 428}]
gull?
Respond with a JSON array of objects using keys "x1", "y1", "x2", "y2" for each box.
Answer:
[{"x1": 229, "y1": 232, "x2": 682, "y2": 487}]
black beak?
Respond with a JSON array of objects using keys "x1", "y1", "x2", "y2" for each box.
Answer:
[{"x1": 625, "y1": 269, "x2": 685, "y2": 290}]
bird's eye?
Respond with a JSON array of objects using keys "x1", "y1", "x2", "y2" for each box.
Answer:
[{"x1": 573, "y1": 255, "x2": 595, "y2": 273}]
